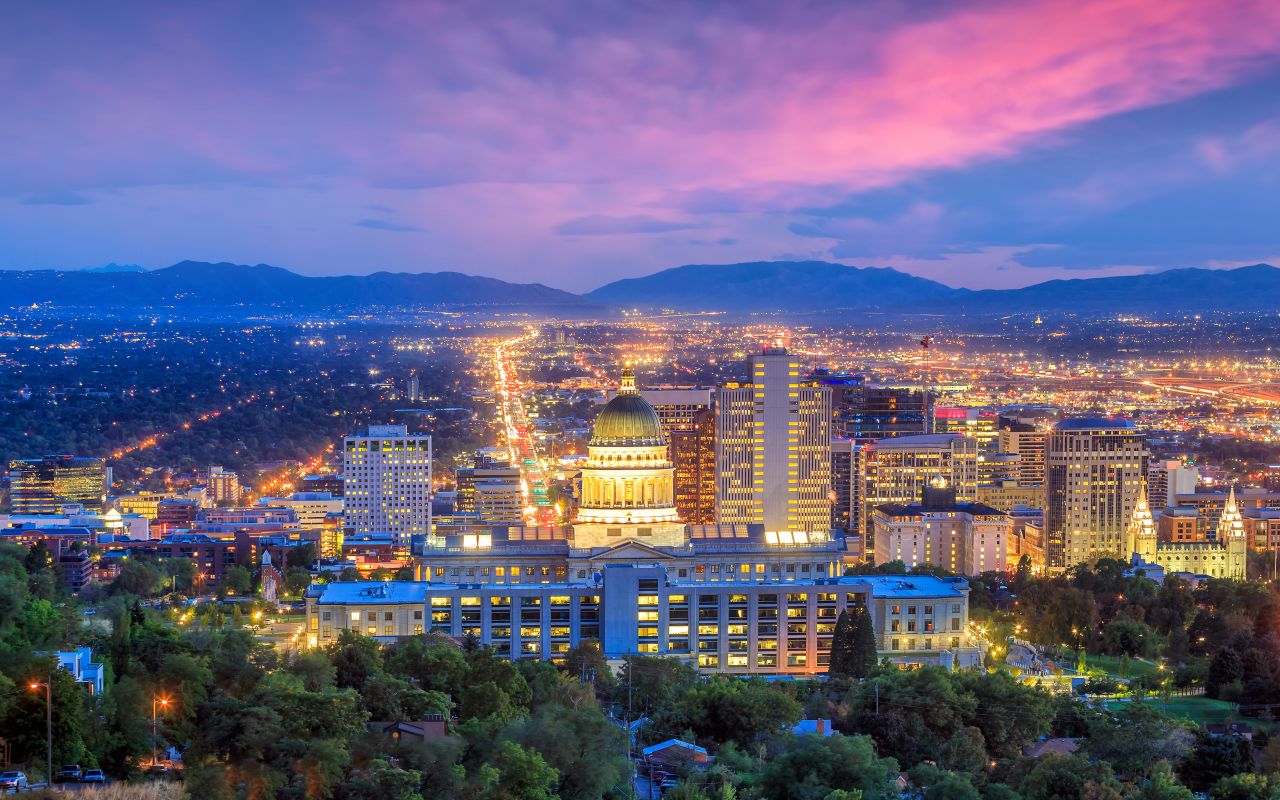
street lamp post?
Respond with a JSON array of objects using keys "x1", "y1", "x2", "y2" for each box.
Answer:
[
  {"x1": 152, "y1": 694, "x2": 170, "y2": 767},
  {"x1": 29, "y1": 679, "x2": 51, "y2": 787}
]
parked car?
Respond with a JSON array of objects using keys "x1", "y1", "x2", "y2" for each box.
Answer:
[
  {"x1": 55, "y1": 764, "x2": 84, "y2": 782},
  {"x1": 83, "y1": 769, "x2": 106, "y2": 784},
  {"x1": 0, "y1": 771, "x2": 28, "y2": 789}
]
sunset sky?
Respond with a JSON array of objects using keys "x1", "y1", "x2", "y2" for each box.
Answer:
[{"x1": 4, "y1": 0, "x2": 1280, "y2": 290}]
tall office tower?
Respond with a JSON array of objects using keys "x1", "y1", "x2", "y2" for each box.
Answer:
[
  {"x1": 455, "y1": 460, "x2": 520, "y2": 515},
  {"x1": 858, "y1": 434, "x2": 980, "y2": 546},
  {"x1": 934, "y1": 408, "x2": 1000, "y2": 450},
  {"x1": 1045, "y1": 418, "x2": 1147, "y2": 570},
  {"x1": 816, "y1": 373, "x2": 930, "y2": 442},
  {"x1": 205, "y1": 466, "x2": 243, "y2": 505},
  {"x1": 716, "y1": 348, "x2": 832, "y2": 532},
  {"x1": 997, "y1": 428, "x2": 1048, "y2": 487},
  {"x1": 407, "y1": 373, "x2": 421, "y2": 404},
  {"x1": 830, "y1": 439, "x2": 856, "y2": 532},
  {"x1": 630, "y1": 388, "x2": 717, "y2": 524},
  {"x1": 7, "y1": 456, "x2": 107, "y2": 514},
  {"x1": 343, "y1": 424, "x2": 433, "y2": 548},
  {"x1": 1147, "y1": 459, "x2": 1199, "y2": 510},
  {"x1": 474, "y1": 480, "x2": 525, "y2": 523}
]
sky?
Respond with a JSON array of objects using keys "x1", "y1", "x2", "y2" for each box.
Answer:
[{"x1": 3, "y1": 0, "x2": 1280, "y2": 291}]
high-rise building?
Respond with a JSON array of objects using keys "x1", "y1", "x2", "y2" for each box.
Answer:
[
  {"x1": 343, "y1": 424, "x2": 433, "y2": 548},
  {"x1": 7, "y1": 456, "x2": 106, "y2": 515},
  {"x1": 622, "y1": 388, "x2": 717, "y2": 525},
  {"x1": 715, "y1": 349, "x2": 832, "y2": 532},
  {"x1": 1147, "y1": 459, "x2": 1199, "y2": 510},
  {"x1": 858, "y1": 434, "x2": 979, "y2": 549},
  {"x1": 260, "y1": 491, "x2": 344, "y2": 528},
  {"x1": 456, "y1": 461, "x2": 521, "y2": 516},
  {"x1": 1045, "y1": 418, "x2": 1146, "y2": 570},
  {"x1": 996, "y1": 429, "x2": 1048, "y2": 487},
  {"x1": 474, "y1": 479, "x2": 524, "y2": 523},
  {"x1": 205, "y1": 466, "x2": 243, "y2": 505},
  {"x1": 407, "y1": 373, "x2": 421, "y2": 404},
  {"x1": 934, "y1": 408, "x2": 999, "y2": 450},
  {"x1": 816, "y1": 373, "x2": 930, "y2": 442},
  {"x1": 830, "y1": 439, "x2": 858, "y2": 533}
]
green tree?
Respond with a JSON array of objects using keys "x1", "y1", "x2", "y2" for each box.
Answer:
[
  {"x1": 850, "y1": 608, "x2": 879, "y2": 678},
  {"x1": 484, "y1": 740, "x2": 560, "y2": 800},
  {"x1": 505, "y1": 703, "x2": 628, "y2": 800},
  {"x1": 1082, "y1": 703, "x2": 1195, "y2": 779},
  {"x1": 759, "y1": 734, "x2": 900, "y2": 800},
  {"x1": 1017, "y1": 753, "x2": 1122, "y2": 800},
  {"x1": 223, "y1": 565, "x2": 252, "y2": 596},
  {"x1": 1136, "y1": 761, "x2": 1193, "y2": 800},
  {"x1": 829, "y1": 609, "x2": 856, "y2": 677},
  {"x1": 1210, "y1": 773, "x2": 1278, "y2": 800},
  {"x1": 283, "y1": 566, "x2": 312, "y2": 597},
  {"x1": 1206, "y1": 649, "x2": 1244, "y2": 699}
]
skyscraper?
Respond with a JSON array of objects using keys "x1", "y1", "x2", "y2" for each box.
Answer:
[
  {"x1": 996, "y1": 428, "x2": 1048, "y2": 487},
  {"x1": 1045, "y1": 418, "x2": 1146, "y2": 570},
  {"x1": 343, "y1": 424, "x2": 433, "y2": 548},
  {"x1": 715, "y1": 348, "x2": 832, "y2": 532},
  {"x1": 626, "y1": 388, "x2": 716, "y2": 525},
  {"x1": 858, "y1": 434, "x2": 979, "y2": 548},
  {"x1": 7, "y1": 455, "x2": 107, "y2": 514},
  {"x1": 816, "y1": 373, "x2": 930, "y2": 442}
]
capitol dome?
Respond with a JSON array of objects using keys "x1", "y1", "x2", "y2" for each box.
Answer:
[{"x1": 591, "y1": 391, "x2": 665, "y2": 446}]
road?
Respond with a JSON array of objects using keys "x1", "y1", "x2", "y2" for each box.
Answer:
[{"x1": 493, "y1": 331, "x2": 559, "y2": 526}]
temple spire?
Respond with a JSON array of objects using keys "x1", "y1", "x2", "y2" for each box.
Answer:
[{"x1": 1221, "y1": 486, "x2": 1245, "y2": 539}]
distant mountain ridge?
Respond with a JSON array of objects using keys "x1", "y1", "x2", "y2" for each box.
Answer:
[
  {"x1": 0, "y1": 260, "x2": 586, "y2": 308},
  {"x1": 586, "y1": 260, "x2": 1280, "y2": 314},
  {"x1": 3, "y1": 258, "x2": 1277, "y2": 315}
]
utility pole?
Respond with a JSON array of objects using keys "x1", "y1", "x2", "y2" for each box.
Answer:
[{"x1": 152, "y1": 694, "x2": 170, "y2": 767}]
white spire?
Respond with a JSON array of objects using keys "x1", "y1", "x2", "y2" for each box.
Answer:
[
  {"x1": 1129, "y1": 480, "x2": 1156, "y2": 540},
  {"x1": 1220, "y1": 486, "x2": 1245, "y2": 539}
]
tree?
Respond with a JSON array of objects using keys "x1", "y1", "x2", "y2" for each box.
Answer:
[
  {"x1": 1017, "y1": 753, "x2": 1122, "y2": 800},
  {"x1": 223, "y1": 565, "x2": 252, "y2": 596},
  {"x1": 283, "y1": 566, "x2": 312, "y2": 598},
  {"x1": 829, "y1": 610, "x2": 856, "y2": 677},
  {"x1": 1210, "y1": 773, "x2": 1277, "y2": 800},
  {"x1": 483, "y1": 740, "x2": 559, "y2": 800},
  {"x1": 850, "y1": 608, "x2": 879, "y2": 678},
  {"x1": 648, "y1": 676, "x2": 802, "y2": 748},
  {"x1": 1102, "y1": 616, "x2": 1159, "y2": 658},
  {"x1": 505, "y1": 703, "x2": 629, "y2": 800},
  {"x1": 759, "y1": 734, "x2": 900, "y2": 800},
  {"x1": 1182, "y1": 735, "x2": 1256, "y2": 791},
  {"x1": 1206, "y1": 649, "x2": 1244, "y2": 699},
  {"x1": 1134, "y1": 761, "x2": 1193, "y2": 800},
  {"x1": 1082, "y1": 703, "x2": 1195, "y2": 779}
]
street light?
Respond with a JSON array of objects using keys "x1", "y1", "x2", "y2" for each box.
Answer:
[
  {"x1": 28, "y1": 678, "x2": 51, "y2": 786},
  {"x1": 152, "y1": 694, "x2": 171, "y2": 767}
]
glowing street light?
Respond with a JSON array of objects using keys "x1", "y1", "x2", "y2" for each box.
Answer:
[
  {"x1": 29, "y1": 678, "x2": 52, "y2": 785},
  {"x1": 152, "y1": 694, "x2": 172, "y2": 767}
]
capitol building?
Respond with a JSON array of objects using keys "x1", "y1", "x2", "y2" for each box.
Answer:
[
  {"x1": 307, "y1": 367, "x2": 981, "y2": 674},
  {"x1": 415, "y1": 366, "x2": 845, "y2": 585}
]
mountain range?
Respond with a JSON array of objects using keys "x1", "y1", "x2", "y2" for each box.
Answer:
[
  {"x1": 587, "y1": 260, "x2": 1280, "y2": 314},
  {"x1": 1, "y1": 259, "x2": 1277, "y2": 315},
  {"x1": 0, "y1": 261, "x2": 583, "y2": 309}
]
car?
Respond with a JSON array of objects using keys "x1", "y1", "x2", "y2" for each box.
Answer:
[
  {"x1": 0, "y1": 771, "x2": 28, "y2": 789},
  {"x1": 83, "y1": 769, "x2": 106, "y2": 784},
  {"x1": 55, "y1": 764, "x2": 84, "y2": 782}
]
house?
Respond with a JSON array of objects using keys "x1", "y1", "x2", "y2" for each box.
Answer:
[
  {"x1": 792, "y1": 719, "x2": 835, "y2": 737},
  {"x1": 1206, "y1": 723, "x2": 1253, "y2": 741},
  {"x1": 367, "y1": 713, "x2": 450, "y2": 745},
  {"x1": 642, "y1": 739, "x2": 709, "y2": 769},
  {"x1": 1026, "y1": 738, "x2": 1080, "y2": 758},
  {"x1": 53, "y1": 647, "x2": 105, "y2": 695}
]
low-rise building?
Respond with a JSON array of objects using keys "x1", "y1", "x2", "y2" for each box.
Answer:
[
  {"x1": 873, "y1": 485, "x2": 1029, "y2": 575},
  {"x1": 305, "y1": 566, "x2": 980, "y2": 675}
]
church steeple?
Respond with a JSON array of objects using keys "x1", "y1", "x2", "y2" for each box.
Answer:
[
  {"x1": 1129, "y1": 480, "x2": 1157, "y2": 560},
  {"x1": 1220, "y1": 486, "x2": 1246, "y2": 539}
]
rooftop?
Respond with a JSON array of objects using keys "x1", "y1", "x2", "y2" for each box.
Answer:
[{"x1": 1053, "y1": 417, "x2": 1136, "y2": 431}]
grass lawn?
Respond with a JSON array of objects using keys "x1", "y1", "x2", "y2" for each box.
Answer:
[
  {"x1": 1103, "y1": 697, "x2": 1254, "y2": 728},
  {"x1": 1085, "y1": 654, "x2": 1160, "y2": 678}
]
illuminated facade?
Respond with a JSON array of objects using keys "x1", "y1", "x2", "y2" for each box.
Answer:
[
  {"x1": 715, "y1": 348, "x2": 832, "y2": 532},
  {"x1": 873, "y1": 486, "x2": 1026, "y2": 575},
  {"x1": 1133, "y1": 485, "x2": 1246, "y2": 580},
  {"x1": 343, "y1": 424, "x2": 433, "y2": 548},
  {"x1": 416, "y1": 366, "x2": 844, "y2": 586},
  {"x1": 1045, "y1": 418, "x2": 1146, "y2": 570},
  {"x1": 997, "y1": 429, "x2": 1047, "y2": 487},
  {"x1": 307, "y1": 567, "x2": 980, "y2": 673},
  {"x1": 857, "y1": 434, "x2": 979, "y2": 554},
  {"x1": 8, "y1": 456, "x2": 106, "y2": 515}
]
